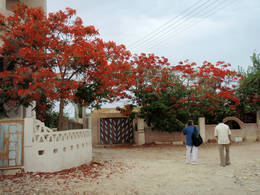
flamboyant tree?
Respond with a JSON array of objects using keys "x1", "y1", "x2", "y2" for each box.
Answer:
[
  {"x1": 0, "y1": 4, "x2": 134, "y2": 130},
  {"x1": 173, "y1": 60, "x2": 242, "y2": 122},
  {"x1": 118, "y1": 56, "x2": 243, "y2": 131},
  {"x1": 128, "y1": 53, "x2": 188, "y2": 131}
]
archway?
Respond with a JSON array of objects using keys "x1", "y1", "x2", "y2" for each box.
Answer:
[
  {"x1": 223, "y1": 117, "x2": 245, "y2": 130},
  {"x1": 224, "y1": 120, "x2": 240, "y2": 129}
]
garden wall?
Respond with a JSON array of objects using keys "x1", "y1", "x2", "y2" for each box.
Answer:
[
  {"x1": 205, "y1": 123, "x2": 259, "y2": 142},
  {"x1": 23, "y1": 118, "x2": 92, "y2": 172},
  {"x1": 145, "y1": 128, "x2": 185, "y2": 144},
  {"x1": 89, "y1": 108, "x2": 260, "y2": 145},
  {"x1": 62, "y1": 118, "x2": 83, "y2": 130},
  {"x1": 144, "y1": 116, "x2": 260, "y2": 144}
]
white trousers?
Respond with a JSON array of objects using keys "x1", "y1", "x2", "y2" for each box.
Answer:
[{"x1": 186, "y1": 145, "x2": 198, "y2": 163}]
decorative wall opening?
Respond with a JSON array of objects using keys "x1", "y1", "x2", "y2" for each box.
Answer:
[
  {"x1": 223, "y1": 117, "x2": 245, "y2": 130},
  {"x1": 6, "y1": 0, "x2": 19, "y2": 11},
  {"x1": 225, "y1": 120, "x2": 241, "y2": 129}
]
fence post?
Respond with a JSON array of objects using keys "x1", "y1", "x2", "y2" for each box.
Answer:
[
  {"x1": 23, "y1": 117, "x2": 34, "y2": 172},
  {"x1": 198, "y1": 117, "x2": 206, "y2": 143},
  {"x1": 136, "y1": 118, "x2": 145, "y2": 145},
  {"x1": 257, "y1": 110, "x2": 260, "y2": 141},
  {"x1": 25, "y1": 101, "x2": 36, "y2": 118}
]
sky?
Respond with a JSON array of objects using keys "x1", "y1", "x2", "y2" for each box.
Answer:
[{"x1": 47, "y1": 0, "x2": 260, "y2": 117}]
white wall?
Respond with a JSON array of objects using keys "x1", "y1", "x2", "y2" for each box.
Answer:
[
  {"x1": 0, "y1": 0, "x2": 46, "y2": 17},
  {"x1": 24, "y1": 118, "x2": 92, "y2": 172},
  {"x1": 20, "y1": 0, "x2": 47, "y2": 13}
]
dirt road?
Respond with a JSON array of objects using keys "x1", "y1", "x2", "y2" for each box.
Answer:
[{"x1": 1, "y1": 142, "x2": 260, "y2": 194}]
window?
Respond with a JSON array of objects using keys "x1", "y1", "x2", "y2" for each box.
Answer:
[
  {"x1": 0, "y1": 57, "x2": 3, "y2": 72},
  {"x1": 6, "y1": 0, "x2": 20, "y2": 11}
]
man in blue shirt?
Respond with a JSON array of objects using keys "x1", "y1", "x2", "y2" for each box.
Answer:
[{"x1": 183, "y1": 120, "x2": 200, "y2": 164}]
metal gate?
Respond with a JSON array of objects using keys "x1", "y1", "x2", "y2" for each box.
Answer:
[
  {"x1": 0, "y1": 120, "x2": 24, "y2": 168},
  {"x1": 100, "y1": 118, "x2": 133, "y2": 144}
]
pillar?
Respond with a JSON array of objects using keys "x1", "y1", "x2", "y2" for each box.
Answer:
[
  {"x1": 257, "y1": 110, "x2": 260, "y2": 141},
  {"x1": 23, "y1": 117, "x2": 34, "y2": 172},
  {"x1": 136, "y1": 118, "x2": 145, "y2": 145},
  {"x1": 257, "y1": 110, "x2": 260, "y2": 129},
  {"x1": 0, "y1": 0, "x2": 6, "y2": 10},
  {"x1": 82, "y1": 106, "x2": 87, "y2": 118},
  {"x1": 198, "y1": 117, "x2": 206, "y2": 143},
  {"x1": 25, "y1": 101, "x2": 36, "y2": 118}
]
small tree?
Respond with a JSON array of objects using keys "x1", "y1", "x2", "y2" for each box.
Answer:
[{"x1": 237, "y1": 52, "x2": 260, "y2": 116}]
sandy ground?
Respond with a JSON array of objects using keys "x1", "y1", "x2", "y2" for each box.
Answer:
[{"x1": 1, "y1": 142, "x2": 260, "y2": 195}]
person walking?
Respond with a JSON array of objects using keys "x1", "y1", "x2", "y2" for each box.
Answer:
[
  {"x1": 183, "y1": 120, "x2": 200, "y2": 164},
  {"x1": 214, "y1": 121, "x2": 232, "y2": 167}
]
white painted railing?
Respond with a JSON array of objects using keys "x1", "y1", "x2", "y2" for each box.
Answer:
[{"x1": 24, "y1": 118, "x2": 92, "y2": 172}]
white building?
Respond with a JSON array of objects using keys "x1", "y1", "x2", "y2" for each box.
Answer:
[{"x1": 0, "y1": 0, "x2": 46, "y2": 16}]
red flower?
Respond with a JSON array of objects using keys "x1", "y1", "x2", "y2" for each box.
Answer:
[
  {"x1": 179, "y1": 99, "x2": 186, "y2": 103},
  {"x1": 171, "y1": 97, "x2": 176, "y2": 101}
]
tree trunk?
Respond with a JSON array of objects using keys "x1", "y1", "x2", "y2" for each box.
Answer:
[{"x1": 57, "y1": 97, "x2": 64, "y2": 131}]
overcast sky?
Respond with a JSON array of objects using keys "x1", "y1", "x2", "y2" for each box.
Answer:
[
  {"x1": 48, "y1": 0, "x2": 260, "y2": 69},
  {"x1": 47, "y1": 0, "x2": 260, "y2": 115}
]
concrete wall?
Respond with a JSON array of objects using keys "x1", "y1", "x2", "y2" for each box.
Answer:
[
  {"x1": 90, "y1": 108, "x2": 260, "y2": 145},
  {"x1": 144, "y1": 117, "x2": 260, "y2": 144},
  {"x1": 62, "y1": 118, "x2": 83, "y2": 130},
  {"x1": 20, "y1": 0, "x2": 47, "y2": 13},
  {"x1": 23, "y1": 118, "x2": 92, "y2": 172},
  {"x1": 4, "y1": 102, "x2": 36, "y2": 119},
  {"x1": 144, "y1": 128, "x2": 185, "y2": 144},
  {"x1": 205, "y1": 123, "x2": 259, "y2": 142},
  {"x1": 0, "y1": 0, "x2": 46, "y2": 16},
  {"x1": 0, "y1": 0, "x2": 11, "y2": 18}
]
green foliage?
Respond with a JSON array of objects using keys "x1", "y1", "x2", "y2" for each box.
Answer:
[
  {"x1": 132, "y1": 58, "x2": 244, "y2": 131},
  {"x1": 242, "y1": 53, "x2": 260, "y2": 94},
  {"x1": 135, "y1": 81, "x2": 189, "y2": 132},
  {"x1": 77, "y1": 104, "x2": 83, "y2": 118},
  {"x1": 44, "y1": 111, "x2": 59, "y2": 129},
  {"x1": 74, "y1": 81, "x2": 109, "y2": 109},
  {"x1": 237, "y1": 52, "x2": 260, "y2": 113}
]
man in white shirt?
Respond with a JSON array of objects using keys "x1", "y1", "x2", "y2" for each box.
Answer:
[{"x1": 214, "y1": 122, "x2": 232, "y2": 167}]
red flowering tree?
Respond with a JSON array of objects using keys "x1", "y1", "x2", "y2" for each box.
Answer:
[
  {"x1": 0, "y1": 4, "x2": 133, "y2": 130},
  {"x1": 119, "y1": 56, "x2": 243, "y2": 132},
  {"x1": 125, "y1": 53, "x2": 189, "y2": 131},
  {"x1": 173, "y1": 60, "x2": 242, "y2": 123}
]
